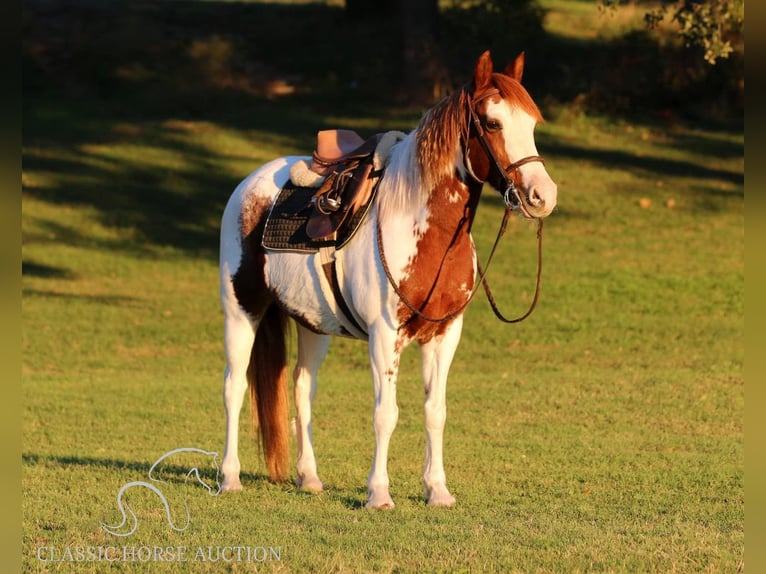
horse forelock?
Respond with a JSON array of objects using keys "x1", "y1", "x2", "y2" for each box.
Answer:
[{"x1": 490, "y1": 73, "x2": 543, "y2": 123}]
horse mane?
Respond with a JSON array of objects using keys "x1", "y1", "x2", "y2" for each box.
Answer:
[
  {"x1": 415, "y1": 85, "x2": 472, "y2": 190},
  {"x1": 376, "y1": 87, "x2": 470, "y2": 220}
]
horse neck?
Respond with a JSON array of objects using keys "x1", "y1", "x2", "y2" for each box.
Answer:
[
  {"x1": 424, "y1": 172, "x2": 483, "y2": 238},
  {"x1": 376, "y1": 132, "x2": 482, "y2": 256},
  {"x1": 377, "y1": 128, "x2": 480, "y2": 221}
]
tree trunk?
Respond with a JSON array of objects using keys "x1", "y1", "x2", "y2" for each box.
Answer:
[
  {"x1": 345, "y1": 0, "x2": 398, "y2": 21},
  {"x1": 345, "y1": 0, "x2": 445, "y2": 102},
  {"x1": 398, "y1": 0, "x2": 445, "y2": 101}
]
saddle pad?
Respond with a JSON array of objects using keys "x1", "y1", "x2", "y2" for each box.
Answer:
[{"x1": 261, "y1": 180, "x2": 378, "y2": 253}]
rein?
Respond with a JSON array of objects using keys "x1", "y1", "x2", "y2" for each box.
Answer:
[
  {"x1": 376, "y1": 209, "x2": 543, "y2": 327},
  {"x1": 376, "y1": 87, "x2": 546, "y2": 327},
  {"x1": 479, "y1": 217, "x2": 543, "y2": 323}
]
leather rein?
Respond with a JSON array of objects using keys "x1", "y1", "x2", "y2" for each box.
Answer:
[{"x1": 376, "y1": 88, "x2": 545, "y2": 326}]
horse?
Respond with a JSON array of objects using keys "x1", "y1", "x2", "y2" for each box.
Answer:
[{"x1": 218, "y1": 50, "x2": 557, "y2": 509}]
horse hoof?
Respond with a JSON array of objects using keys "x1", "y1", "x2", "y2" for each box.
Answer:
[
  {"x1": 297, "y1": 477, "x2": 324, "y2": 492},
  {"x1": 365, "y1": 491, "x2": 395, "y2": 510},
  {"x1": 426, "y1": 487, "x2": 456, "y2": 507},
  {"x1": 365, "y1": 500, "x2": 395, "y2": 510},
  {"x1": 221, "y1": 478, "x2": 243, "y2": 493}
]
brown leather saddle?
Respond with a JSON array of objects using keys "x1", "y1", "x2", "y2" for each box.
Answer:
[
  {"x1": 262, "y1": 130, "x2": 386, "y2": 254},
  {"x1": 305, "y1": 130, "x2": 384, "y2": 241}
]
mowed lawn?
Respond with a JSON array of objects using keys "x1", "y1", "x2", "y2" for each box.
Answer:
[
  {"x1": 22, "y1": 6, "x2": 742, "y2": 574},
  {"x1": 22, "y1": 107, "x2": 743, "y2": 573}
]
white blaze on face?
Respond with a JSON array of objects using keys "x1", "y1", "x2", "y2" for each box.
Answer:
[{"x1": 484, "y1": 100, "x2": 558, "y2": 217}]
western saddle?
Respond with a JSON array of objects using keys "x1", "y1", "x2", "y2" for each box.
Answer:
[{"x1": 304, "y1": 129, "x2": 384, "y2": 241}]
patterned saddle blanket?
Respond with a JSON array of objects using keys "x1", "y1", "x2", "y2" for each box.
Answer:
[{"x1": 261, "y1": 179, "x2": 379, "y2": 253}]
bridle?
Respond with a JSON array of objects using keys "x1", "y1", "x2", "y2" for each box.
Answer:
[
  {"x1": 467, "y1": 88, "x2": 546, "y2": 212},
  {"x1": 376, "y1": 86, "x2": 546, "y2": 327}
]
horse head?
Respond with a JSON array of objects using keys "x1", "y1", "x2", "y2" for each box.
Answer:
[{"x1": 464, "y1": 50, "x2": 558, "y2": 219}]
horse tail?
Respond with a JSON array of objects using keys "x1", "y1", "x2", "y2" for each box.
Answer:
[{"x1": 248, "y1": 303, "x2": 291, "y2": 482}]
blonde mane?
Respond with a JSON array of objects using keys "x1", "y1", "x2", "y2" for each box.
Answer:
[{"x1": 415, "y1": 86, "x2": 472, "y2": 190}]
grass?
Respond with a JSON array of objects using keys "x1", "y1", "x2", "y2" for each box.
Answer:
[{"x1": 22, "y1": 0, "x2": 743, "y2": 572}]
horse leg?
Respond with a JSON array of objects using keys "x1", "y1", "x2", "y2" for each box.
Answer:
[
  {"x1": 220, "y1": 309, "x2": 257, "y2": 493},
  {"x1": 293, "y1": 325, "x2": 331, "y2": 492},
  {"x1": 419, "y1": 316, "x2": 463, "y2": 507},
  {"x1": 366, "y1": 327, "x2": 401, "y2": 509}
]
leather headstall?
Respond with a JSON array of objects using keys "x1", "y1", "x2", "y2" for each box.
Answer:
[{"x1": 467, "y1": 88, "x2": 545, "y2": 210}]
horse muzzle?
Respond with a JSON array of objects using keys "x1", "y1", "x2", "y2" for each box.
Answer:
[
  {"x1": 503, "y1": 178, "x2": 557, "y2": 219},
  {"x1": 500, "y1": 155, "x2": 556, "y2": 219}
]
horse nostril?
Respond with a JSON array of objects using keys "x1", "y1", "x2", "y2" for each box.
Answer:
[{"x1": 529, "y1": 188, "x2": 544, "y2": 207}]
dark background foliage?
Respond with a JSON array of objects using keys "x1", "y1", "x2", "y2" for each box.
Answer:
[{"x1": 23, "y1": 0, "x2": 743, "y2": 126}]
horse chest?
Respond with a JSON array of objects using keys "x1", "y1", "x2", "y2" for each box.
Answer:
[{"x1": 394, "y1": 183, "x2": 478, "y2": 342}]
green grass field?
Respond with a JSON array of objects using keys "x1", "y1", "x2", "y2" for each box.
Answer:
[{"x1": 22, "y1": 1, "x2": 743, "y2": 572}]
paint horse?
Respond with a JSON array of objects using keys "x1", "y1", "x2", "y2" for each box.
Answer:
[{"x1": 219, "y1": 51, "x2": 557, "y2": 509}]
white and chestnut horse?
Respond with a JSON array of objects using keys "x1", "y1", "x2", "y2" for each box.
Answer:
[{"x1": 218, "y1": 51, "x2": 557, "y2": 509}]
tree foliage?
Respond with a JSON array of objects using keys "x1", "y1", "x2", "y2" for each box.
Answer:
[{"x1": 600, "y1": 0, "x2": 744, "y2": 64}]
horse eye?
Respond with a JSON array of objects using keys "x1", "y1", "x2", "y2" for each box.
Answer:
[{"x1": 485, "y1": 119, "x2": 502, "y2": 131}]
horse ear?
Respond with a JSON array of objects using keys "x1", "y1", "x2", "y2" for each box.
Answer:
[
  {"x1": 503, "y1": 51, "x2": 525, "y2": 82},
  {"x1": 473, "y1": 50, "x2": 494, "y2": 92}
]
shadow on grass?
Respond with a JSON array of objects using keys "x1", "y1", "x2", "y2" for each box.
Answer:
[
  {"x1": 325, "y1": 486, "x2": 368, "y2": 511},
  {"x1": 22, "y1": 288, "x2": 141, "y2": 305},
  {"x1": 23, "y1": 452, "x2": 153, "y2": 474},
  {"x1": 21, "y1": 261, "x2": 75, "y2": 280},
  {"x1": 23, "y1": 452, "x2": 369, "y2": 508},
  {"x1": 540, "y1": 140, "x2": 743, "y2": 190},
  {"x1": 22, "y1": 93, "x2": 413, "y2": 261},
  {"x1": 24, "y1": 452, "x2": 226, "y2": 488}
]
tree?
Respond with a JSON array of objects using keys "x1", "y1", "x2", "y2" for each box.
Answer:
[
  {"x1": 344, "y1": 0, "x2": 544, "y2": 101},
  {"x1": 600, "y1": 0, "x2": 744, "y2": 64}
]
